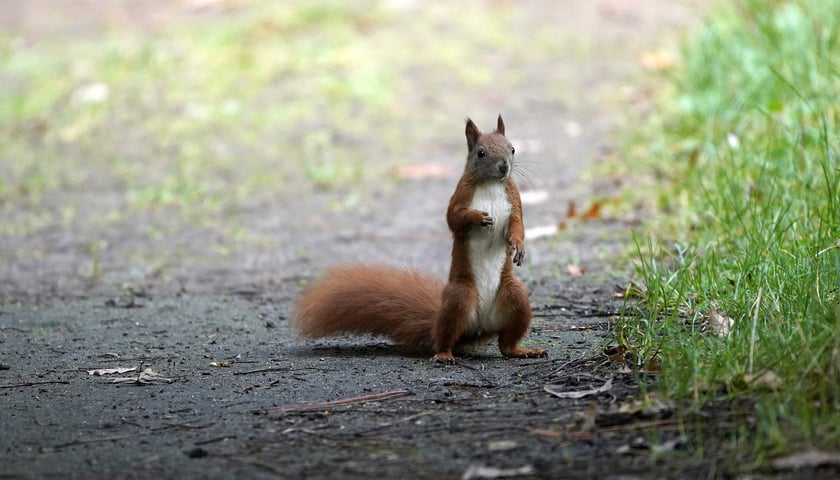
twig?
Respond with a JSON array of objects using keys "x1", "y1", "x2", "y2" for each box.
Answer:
[
  {"x1": 53, "y1": 421, "x2": 213, "y2": 449},
  {"x1": 0, "y1": 380, "x2": 70, "y2": 389},
  {"x1": 256, "y1": 389, "x2": 411, "y2": 414},
  {"x1": 233, "y1": 366, "x2": 291, "y2": 375}
]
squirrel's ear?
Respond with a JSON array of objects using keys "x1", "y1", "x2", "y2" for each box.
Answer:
[
  {"x1": 496, "y1": 115, "x2": 505, "y2": 136},
  {"x1": 465, "y1": 118, "x2": 481, "y2": 152}
]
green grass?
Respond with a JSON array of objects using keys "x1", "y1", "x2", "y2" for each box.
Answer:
[{"x1": 618, "y1": 0, "x2": 840, "y2": 461}]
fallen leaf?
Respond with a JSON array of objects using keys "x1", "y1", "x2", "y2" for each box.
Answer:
[
  {"x1": 544, "y1": 377, "x2": 613, "y2": 399},
  {"x1": 640, "y1": 49, "x2": 678, "y2": 71},
  {"x1": 645, "y1": 355, "x2": 663, "y2": 372},
  {"x1": 210, "y1": 360, "x2": 233, "y2": 367},
  {"x1": 708, "y1": 307, "x2": 734, "y2": 337},
  {"x1": 581, "y1": 201, "x2": 603, "y2": 220},
  {"x1": 566, "y1": 200, "x2": 577, "y2": 218},
  {"x1": 566, "y1": 264, "x2": 586, "y2": 276},
  {"x1": 111, "y1": 368, "x2": 175, "y2": 386},
  {"x1": 603, "y1": 344, "x2": 627, "y2": 364},
  {"x1": 462, "y1": 464, "x2": 535, "y2": 480},
  {"x1": 72, "y1": 82, "x2": 110, "y2": 105},
  {"x1": 487, "y1": 440, "x2": 518, "y2": 451},
  {"x1": 87, "y1": 367, "x2": 137, "y2": 376},
  {"x1": 743, "y1": 370, "x2": 782, "y2": 391},
  {"x1": 616, "y1": 392, "x2": 674, "y2": 415}
]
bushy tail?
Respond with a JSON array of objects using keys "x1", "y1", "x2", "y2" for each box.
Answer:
[{"x1": 291, "y1": 265, "x2": 444, "y2": 353}]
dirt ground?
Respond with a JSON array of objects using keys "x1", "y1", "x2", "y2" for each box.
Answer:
[{"x1": 0, "y1": 1, "x2": 793, "y2": 479}]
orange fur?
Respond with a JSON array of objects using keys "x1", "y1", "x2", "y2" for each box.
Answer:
[{"x1": 291, "y1": 265, "x2": 443, "y2": 353}]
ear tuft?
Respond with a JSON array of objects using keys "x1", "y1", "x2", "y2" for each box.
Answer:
[
  {"x1": 465, "y1": 118, "x2": 481, "y2": 152},
  {"x1": 496, "y1": 115, "x2": 505, "y2": 136}
]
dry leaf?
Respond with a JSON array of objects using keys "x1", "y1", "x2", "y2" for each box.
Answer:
[
  {"x1": 603, "y1": 344, "x2": 626, "y2": 363},
  {"x1": 640, "y1": 49, "x2": 678, "y2": 71},
  {"x1": 566, "y1": 200, "x2": 577, "y2": 218},
  {"x1": 581, "y1": 201, "x2": 603, "y2": 220},
  {"x1": 743, "y1": 370, "x2": 782, "y2": 391},
  {"x1": 617, "y1": 392, "x2": 674, "y2": 415},
  {"x1": 645, "y1": 356, "x2": 663, "y2": 372},
  {"x1": 87, "y1": 367, "x2": 137, "y2": 376},
  {"x1": 487, "y1": 440, "x2": 518, "y2": 451},
  {"x1": 708, "y1": 307, "x2": 734, "y2": 337},
  {"x1": 462, "y1": 464, "x2": 535, "y2": 480},
  {"x1": 566, "y1": 264, "x2": 586, "y2": 276},
  {"x1": 111, "y1": 368, "x2": 175, "y2": 386},
  {"x1": 544, "y1": 377, "x2": 613, "y2": 399},
  {"x1": 210, "y1": 360, "x2": 233, "y2": 367}
]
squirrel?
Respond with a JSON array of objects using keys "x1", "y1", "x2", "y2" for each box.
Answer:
[{"x1": 291, "y1": 115, "x2": 547, "y2": 364}]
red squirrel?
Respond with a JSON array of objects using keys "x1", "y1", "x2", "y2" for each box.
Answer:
[{"x1": 292, "y1": 116, "x2": 547, "y2": 364}]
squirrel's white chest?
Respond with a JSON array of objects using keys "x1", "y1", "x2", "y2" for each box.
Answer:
[{"x1": 467, "y1": 183, "x2": 511, "y2": 333}]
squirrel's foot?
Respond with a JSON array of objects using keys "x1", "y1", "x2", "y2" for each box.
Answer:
[
  {"x1": 431, "y1": 351, "x2": 457, "y2": 364},
  {"x1": 508, "y1": 237, "x2": 526, "y2": 266},
  {"x1": 501, "y1": 347, "x2": 548, "y2": 359}
]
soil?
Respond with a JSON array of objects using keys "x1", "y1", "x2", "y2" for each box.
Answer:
[{"x1": 0, "y1": 1, "x2": 800, "y2": 479}]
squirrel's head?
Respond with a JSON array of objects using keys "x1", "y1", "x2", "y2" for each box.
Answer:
[{"x1": 464, "y1": 115, "x2": 515, "y2": 182}]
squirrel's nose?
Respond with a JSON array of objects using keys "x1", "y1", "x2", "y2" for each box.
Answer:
[{"x1": 499, "y1": 161, "x2": 510, "y2": 175}]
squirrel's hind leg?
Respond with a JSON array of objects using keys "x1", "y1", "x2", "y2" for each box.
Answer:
[
  {"x1": 432, "y1": 282, "x2": 477, "y2": 364},
  {"x1": 495, "y1": 279, "x2": 548, "y2": 359}
]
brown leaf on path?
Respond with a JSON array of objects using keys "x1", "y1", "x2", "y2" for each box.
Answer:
[
  {"x1": 707, "y1": 307, "x2": 734, "y2": 337},
  {"x1": 566, "y1": 200, "x2": 577, "y2": 218},
  {"x1": 603, "y1": 344, "x2": 627, "y2": 365},
  {"x1": 566, "y1": 264, "x2": 586, "y2": 277},
  {"x1": 581, "y1": 201, "x2": 603, "y2": 220}
]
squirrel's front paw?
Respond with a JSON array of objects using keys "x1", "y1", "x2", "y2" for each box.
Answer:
[
  {"x1": 508, "y1": 237, "x2": 526, "y2": 266},
  {"x1": 479, "y1": 211, "x2": 494, "y2": 227}
]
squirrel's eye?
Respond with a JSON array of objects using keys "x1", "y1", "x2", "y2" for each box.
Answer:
[
  {"x1": 511, "y1": 147, "x2": 516, "y2": 155},
  {"x1": 477, "y1": 148, "x2": 485, "y2": 158}
]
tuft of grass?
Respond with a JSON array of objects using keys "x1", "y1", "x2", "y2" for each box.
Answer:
[{"x1": 618, "y1": 0, "x2": 840, "y2": 460}]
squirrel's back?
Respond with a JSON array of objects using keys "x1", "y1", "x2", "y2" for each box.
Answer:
[{"x1": 291, "y1": 265, "x2": 444, "y2": 352}]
